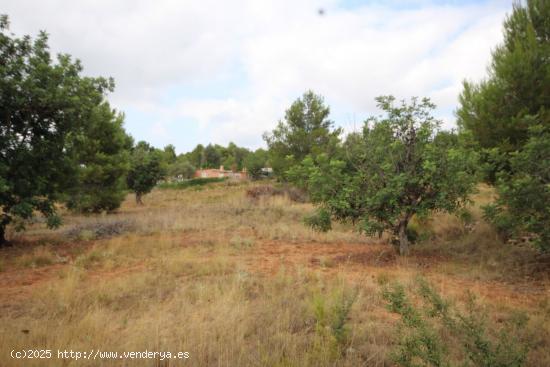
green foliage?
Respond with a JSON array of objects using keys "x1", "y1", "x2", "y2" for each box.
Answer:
[
  {"x1": 484, "y1": 125, "x2": 550, "y2": 251},
  {"x1": 383, "y1": 278, "x2": 530, "y2": 367},
  {"x1": 203, "y1": 144, "x2": 221, "y2": 168},
  {"x1": 383, "y1": 283, "x2": 448, "y2": 367},
  {"x1": 244, "y1": 148, "x2": 269, "y2": 180},
  {"x1": 301, "y1": 96, "x2": 478, "y2": 255},
  {"x1": 167, "y1": 157, "x2": 196, "y2": 180},
  {"x1": 157, "y1": 177, "x2": 226, "y2": 190},
  {"x1": 126, "y1": 142, "x2": 166, "y2": 203},
  {"x1": 187, "y1": 144, "x2": 206, "y2": 168},
  {"x1": 162, "y1": 144, "x2": 177, "y2": 164},
  {"x1": 263, "y1": 90, "x2": 341, "y2": 179},
  {"x1": 457, "y1": 208, "x2": 474, "y2": 226},
  {"x1": 182, "y1": 142, "x2": 253, "y2": 171},
  {"x1": 311, "y1": 284, "x2": 358, "y2": 360},
  {"x1": 457, "y1": 0, "x2": 550, "y2": 251},
  {"x1": 64, "y1": 104, "x2": 133, "y2": 213},
  {"x1": 304, "y1": 208, "x2": 332, "y2": 232},
  {"x1": 0, "y1": 15, "x2": 123, "y2": 242},
  {"x1": 456, "y1": 0, "x2": 550, "y2": 179}
]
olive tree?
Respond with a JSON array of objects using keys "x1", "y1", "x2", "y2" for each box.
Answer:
[{"x1": 302, "y1": 96, "x2": 478, "y2": 255}]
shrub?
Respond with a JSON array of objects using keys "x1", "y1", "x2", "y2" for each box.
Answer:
[
  {"x1": 310, "y1": 284, "x2": 359, "y2": 361},
  {"x1": 304, "y1": 208, "x2": 332, "y2": 232},
  {"x1": 383, "y1": 278, "x2": 530, "y2": 367}
]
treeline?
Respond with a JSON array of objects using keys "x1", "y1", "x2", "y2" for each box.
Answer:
[
  {"x1": 1, "y1": 0, "x2": 548, "y2": 252},
  {"x1": 140, "y1": 142, "x2": 269, "y2": 183},
  {"x1": 0, "y1": 13, "x2": 268, "y2": 244},
  {"x1": 173, "y1": 143, "x2": 269, "y2": 178}
]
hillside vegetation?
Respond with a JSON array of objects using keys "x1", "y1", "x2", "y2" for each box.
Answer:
[
  {"x1": 1, "y1": 2, "x2": 549, "y2": 364},
  {"x1": 0, "y1": 181, "x2": 548, "y2": 366}
]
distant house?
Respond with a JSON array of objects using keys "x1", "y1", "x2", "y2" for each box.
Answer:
[{"x1": 194, "y1": 166, "x2": 248, "y2": 180}]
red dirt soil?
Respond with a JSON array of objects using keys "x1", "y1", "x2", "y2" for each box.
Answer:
[{"x1": 1, "y1": 237, "x2": 548, "y2": 311}]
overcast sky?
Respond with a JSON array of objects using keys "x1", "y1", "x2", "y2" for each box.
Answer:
[{"x1": 3, "y1": 0, "x2": 512, "y2": 153}]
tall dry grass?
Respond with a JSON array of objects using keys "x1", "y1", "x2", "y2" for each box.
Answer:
[{"x1": 0, "y1": 181, "x2": 548, "y2": 366}]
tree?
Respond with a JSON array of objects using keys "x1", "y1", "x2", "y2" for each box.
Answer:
[
  {"x1": 263, "y1": 90, "x2": 341, "y2": 179},
  {"x1": 167, "y1": 157, "x2": 196, "y2": 180},
  {"x1": 302, "y1": 96, "x2": 478, "y2": 255},
  {"x1": 456, "y1": 0, "x2": 549, "y2": 180},
  {"x1": 225, "y1": 142, "x2": 251, "y2": 171},
  {"x1": 484, "y1": 124, "x2": 550, "y2": 251},
  {"x1": 244, "y1": 148, "x2": 268, "y2": 180},
  {"x1": 183, "y1": 142, "x2": 252, "y2": 171},
  {"x1": 456, "y1": 0, "x2": 550, "y2": 250},
  {"x1": 0, "y1": 15, "x2": 119, "y2": 244},
  {"x1": 203, "y1": 144, "x2": 221, "y2": 168},
  {"x1": 64, "y1": 104, "x2": 133, "y2": 213},
  {"x1": 126, "y1": 142, "x2": 166, "y2": 204},
  {"x1": 162, "y1": 144, "x2": 177, "y2": 165},
  {"x1": 221, "y1": 154, "x2": 237, "y2": 171},
  {"x1": 187, "y1": 144, "x2": 206, "y2": 168}
]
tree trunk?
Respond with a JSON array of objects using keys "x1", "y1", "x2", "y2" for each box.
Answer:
[
  {"x1": 135, "y1": 192, "x2": 143, "y2": 205},
  {"x1": 397, "y1": 219, "x2": 410, "y2": 256},
  {"x1": 0, "y1": 223, "x2": 6, "y2": 247}
]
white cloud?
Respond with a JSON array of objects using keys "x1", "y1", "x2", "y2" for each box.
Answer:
[{"x1": 2, "y1": 0, "x2": 511, "y2": 151}]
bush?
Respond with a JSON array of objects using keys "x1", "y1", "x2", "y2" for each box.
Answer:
[
  {"x1": 310, "y1": 284, "x2": 359, "y2": 361},
  {"x1": 383, "y1": 277, "x2": 530, "y2": 367},
  {"x1": 304, "y1": 208, "x2": 332, "y2": 232},
  {"x1": 65, "y1": 188, "x2": 127, "y2": 214}
]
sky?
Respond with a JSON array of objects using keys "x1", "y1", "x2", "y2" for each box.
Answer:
[{"x1": 2, "y1": 0, "x2": 512, "y2": 153}]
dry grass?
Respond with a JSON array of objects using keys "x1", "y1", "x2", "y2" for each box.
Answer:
[{"x1": 0, "y1": 181, "x2": 548, "y2": 366}]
